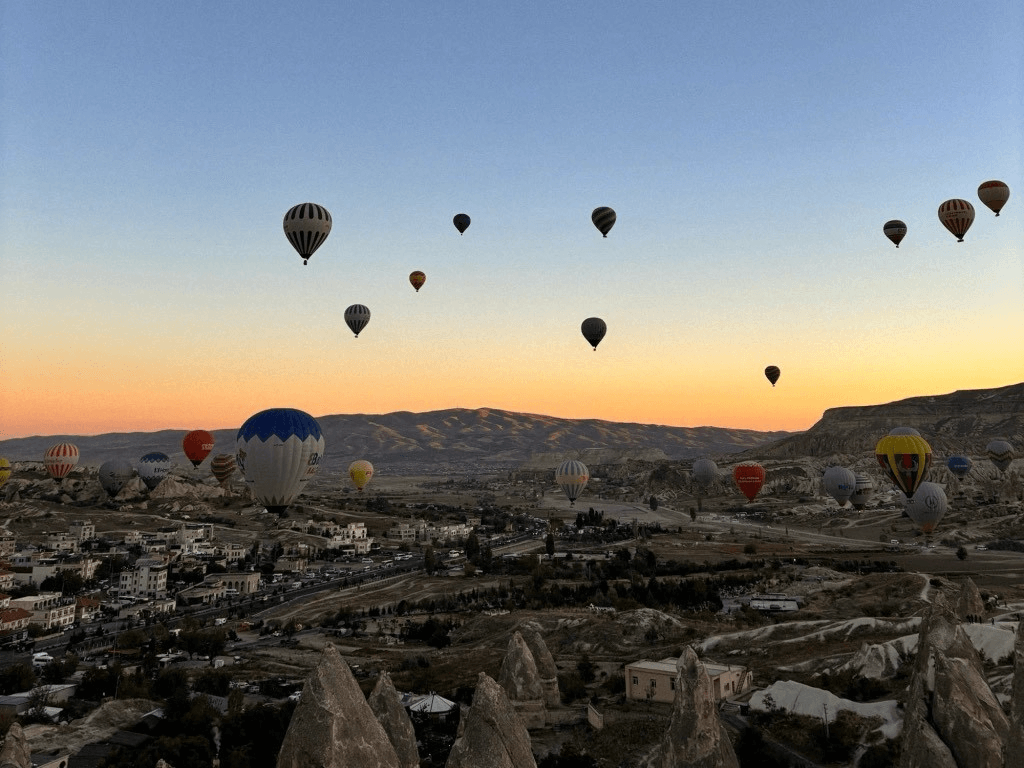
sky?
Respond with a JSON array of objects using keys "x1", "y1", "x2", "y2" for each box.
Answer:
[{"x1": 1, "y1": 1, "x2": 1022, "y2": 440}]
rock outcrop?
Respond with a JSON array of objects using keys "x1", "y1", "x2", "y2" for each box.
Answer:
[
  {"x1": 954, "y1": 578, "x2": 986, "y2": 622},
  {"x1": 445, "y1": 673, "x2": 536, "y2": 768},
  {"x1": 368, "y1": 672, "x2": 420, "y2": 768},
  {"x1": 0, "y1": 723, "x2": 31, "y2": 768},
  {"x1": 497, "y1": 631, "x2": 546, "y2": 729},
  {"x1": 521, "y1": 627, "x2": 560, "y2": 708},
  {"x1": 899, "y1": 593, "x2": 1007, "y2": 768},
  {"x1": 642, "y1": 648, "x2": 739, "y2": 768},
  {"x1": 276, "y1": 645, "x2": 401, "y2": 768},
  {"x1": 1004, "y1": 617, "x2": 1024, "y2": 765}
]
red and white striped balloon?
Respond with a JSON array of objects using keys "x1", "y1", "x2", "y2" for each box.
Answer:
[
  {"x1": 937, "y1": 199, "x2": 975, "y2": 242},
  {"x1": 44, "y1": 443, "x2": 79, "y2": 480}
]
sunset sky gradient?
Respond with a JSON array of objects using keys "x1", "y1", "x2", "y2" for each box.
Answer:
[{"x1": 2, "y1": 1, "x2": 1022, "y2": 440}]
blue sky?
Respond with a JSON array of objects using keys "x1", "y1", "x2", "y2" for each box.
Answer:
[{"x1": 1, "y1": 1, "x2": 1022, "y2": 439}]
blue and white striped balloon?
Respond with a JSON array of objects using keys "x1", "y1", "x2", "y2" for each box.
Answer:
[
  {"x1": 236, "y1": 408, "x2": 325, "y2": 514},
  {"x1": 138, "y1": 452, "x2": 171, "y2": 491}
]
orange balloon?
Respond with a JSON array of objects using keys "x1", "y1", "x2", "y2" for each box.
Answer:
[{"x1": 732, "y1": 462, "x2": 765, "y2": 501}]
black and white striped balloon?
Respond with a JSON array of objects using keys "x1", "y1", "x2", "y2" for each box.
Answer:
[
  {"x1": 344, "y1": 304, "x2": 371, "y2": 338},
  {"x1": 591, "y1": 207, "x2": 616, "y2": 237},
  {"x1": 283, "y1": 203, "x2": 332, "y2": 265}
]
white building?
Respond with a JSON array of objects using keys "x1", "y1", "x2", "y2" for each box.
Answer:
[
  {"x1": 9, "y1": 593, "x2": 76, "y2": 631},
  {"x1": 119, "y1": 557, "x2": 168, "y2": 599},
  {"x1": 69, "y1": 520, "x2": 96, "y2": 544}
]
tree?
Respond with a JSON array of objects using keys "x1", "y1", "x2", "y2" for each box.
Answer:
[
  {"x1": 464, "y1": 532, "x2": 480, "y2": 563},
  {"x1": 545, "y1": 533, "x2": 555, "y2": 558},
  {"x1": 423, "y1": 546, "x2": 437, "y2": 575},
  {"x1": 957, "y1": 546, "x2": 968, "y2": 561},
  {"x1": 649, "y1": 496, "x2": 659, "y2": 512}
]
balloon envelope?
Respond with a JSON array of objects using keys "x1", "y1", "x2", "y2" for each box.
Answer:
[
  {"x1": 453, "y1": 213, "x2": 471, "y2": 234},
  {"x1": 947, "y1": 455, "x2": 972, "y2": 478},
  {"x1": 888, "y1": 426, "x2": 921, "y2": 437},
  {"x1": 44, "y1": 443, "x2": 79, "y2": 480},
  {"x1": 978, "y1": 180, "x2": 1010, "y2": 216},
  {"x1": 823, "y1": 466, "x2": 857, "y2": 506},
  {"x1": 0, "y1": 458, "x2": 11, "y2": 490},
  {"x1": 764, "y1": 365, "x2": 780, "y2": 386},
  {"x1": 139, "y1": 452, "x2": 171, "y2": 491},
  {"x1": 210, "y1": 453, "x2": 237, "y2": 485},
  {"x1": 556, "y1": 460, "x2": 589, "y2": 505},
  {"x1": 182, "y1": 430, "x2": 214, "y2": 468},
  {"x1": 98, "y1": 459, "x2": 134, "y2": 497},
  {"x1": 345, "y1": 304, "x2": 371, "y2": 337},
  {"x1": 237, "y1": 408, "x2": 325, "y2": 515},
  {"x1": 986, "y1": 439, "x2": 1015, "y2": 472},
  {"x1": 883, "y1": 220, "x2": 907, "y2": 247},
  {"x1": 283, "y1": 203, "x2": 332, "y2": 264},
  {"x1": 906, "y1": 481, "x2": 947, "y2": 534},
  {"x1": 409, "y1": 271, "x2": 426, "y2": 292},
  {"x1": 581, "y1": 317, "x2": 607, "y2": 350},
  {"x1": 591, "y1": 207, "x2": 616, "y2": 237},
  {"x1": 692, "y1": 458, "x2": 718, "y2": 489},
  {"x1": 348, "y1": 460, "x2": 374, "y2": 491},
  {"x1": 937, "y1": 199, "x2": 975, "y2": 242},
  {"x1": 733, "y1": 462, "x2": 765, "y2": 502},
  {"x1": 875, "y1": 434, "x2": 932, "y2": 497},
  {"x1": 849, "y1": 474, "x2": 875, "y2": 510}
]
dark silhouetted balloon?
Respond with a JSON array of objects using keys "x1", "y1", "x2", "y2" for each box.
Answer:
[
  {"x1": 591, "y1": 207, "x2": 616, "y2": 237},
  {"x1": 978, "y1": 180, "x2": 1010, "y2": 216},
  {"x1": 875, "y1": 433, "x2": 932, "y2": 497},
  {"x1": 883, "y1": 220, "x2": 907, "y2": 247},
  {"x1": 556, "y1": 460, "x2": 589, "y2": 506},
  {"x1": 581, "y1": 317, "x2": 606, "y2": 350},
  {"x1": 409, "y1": 271, "x2": 426, "y2": 292},
  {"x1": 986, "y1": 438, "x2": 1015, "y2": 473},
  {"x1": 453, "y1": 213, "x2": 471, "y2": 234},
  {"x1": 692, "y1": 458, "x2": 718, "y2": 489},
  {"x1": 733, "y1": 462, "x2": 765, "y2": 501},
  {"x1": 283, "y1": 203, "x2": 332, "y2": 265},
  {"x1": 764, "y1": 365, "x2": 780, "y2": 387},
  {"x1": 183, "y1": 430, "x2": 214, "y2": 468},
  {"x1": 99, "y1": 459, "x2": 133, "y2": 497},
  {"x1": 937, "y1": 199, "x2": 975, "y2": 242},
  {"x1": 345, "y1": 304, "x2": 371, "y2": 338}
]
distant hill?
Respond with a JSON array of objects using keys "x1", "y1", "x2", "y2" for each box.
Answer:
[
  {"x1": 0, "y1": 408, "x2": 793, "y2": 475},
  {"x1": 753, "y1": 383, "x2": 1024, "y2": 459}
]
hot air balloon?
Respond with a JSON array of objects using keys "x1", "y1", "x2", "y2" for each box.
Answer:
[
  {"x1": 139, "y1": 452, "x2": 171, "y2": 491},
  {"x1": 937, "y1": 199, "x2": 975, "y2": 242},
  {"x1": 0, "y1": 458, "x2": 11, "y2": 490},
  {"x1": 591, "y1": 207, "x2": 616, "y2": 237},
  {"x1": 453, "y1": 213, "x2": 471, "y2": 234},
  {"x1": 409, "y1": 271, "x2": 426, "y2": 292},
  {"x1": 947, "y1": 455, "x2": 972, "y2": 479},
  {"x1": 692, "y1": 458, "x2": 719, "y2": 490},
  {"x1": 236, "y1": 408, "x2": 324, "y2": 515},
  {"x1": 733, "y1": 462, "x2": 765, "y2": 502},
  {"x1": 348, "y1": 460, "x2": 374, "y2": 491},
  {"x1": 99, "y1": 459, "x2": 133, "y2": 497},
  {"x1": 345, "y1": 304, "x2": 371, "y2": 338},
  {"x1": 905, "y1": 481, "x2": 947, "y2": 534},
  {"x1": 888, "y1": 426, "x2": 921, "y2": 437},
  {"x1": 283, "y1": 203, "x2": 332, "y2": 265},
  {"x1": 883, "y1": 220, "x2": 907, "y2": 248},
  {"x1": 556, "y1": 460, "x2": 589, "y2": 506},
  {"x1": 581, "y1": 317, "x2": 606, "y2": 350},
  {"x1": 44, "y1": 443, "x2": 79, "y2": 480},
  {"x1": 875, "y1": 433, "x2": 932, "y2": 497},
  {"x1": 211, "y1": 454, "x2": 237, "y2": 485},
  {"x1": 764, "y1": 366, "x2": 780, "y2": 387},
  {"x1": 823, "y1": 466, "x2": 857, "y2": 507},
  {"x1": 978, "y1": 180, "x2": 1010, "y2": 216},
  {"x1": 986, "y1": 439, "x2": 1015, "y2": 473},
  {"x1": 849, "y1": 474, "x2": 875, "y2": 510},
  {"x1": 182, "y1": 430, "x2": 214, "y2": 468}
]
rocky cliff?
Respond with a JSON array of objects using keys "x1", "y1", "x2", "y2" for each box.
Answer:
[
  {"x1": 368, "y1": 672, "x2": 420, "y2": 768},
  {"x1": 497, "y1": 631, "x2": 546, "y2": 729},
  {"x1": 445, "y1": 673, "x2": 537, "y2": 768},
  {"x1": 520, "y1": 627, "x2": 560, "y2": 708},
  {"x1": 0, "y1": 724, "x2": 31, "y2": 768},
  {"x1": 1006, "y1": 617, "x2": 1024, "y2": 764}
]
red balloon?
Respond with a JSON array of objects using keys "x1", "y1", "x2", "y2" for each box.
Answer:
[
  {"x1": 733, "y1": 462, "x2": 766, "y2": 502},
  {"x1": 183, "y1": 430, "x2": 215, "y2": 468}
]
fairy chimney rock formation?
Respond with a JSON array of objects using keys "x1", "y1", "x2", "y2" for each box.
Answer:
[
  {"x1": 521, "y1": 627, "x2": 560, "y2": 708},
  {"x1": 643, "y1": 647, "x2": 739, "y2": 768},
  {"x1": 1006, "y1": 616, "x2": 1024, "y2": 763},
  {"x1": 954, "y1": 577, "x2": 986, "y2": 622},
  {"x1": 0, "y1": 723, "x2": 31, "y2": 768},
  {"x1": 276, "y1": 644, "x2": 402, "y2": 768},
  {"x1": 368, "y1": 671, "x2": 420, "y2": 768},
  {"x1": 498, "y1": 631, "x2": 547, "y2": 729},
  {"x1": 899, "y1": 592, "x2": 1008, "y2": 768},
  {"x1": 446, "y1": 672, "x2": 537, "y2": 768}
]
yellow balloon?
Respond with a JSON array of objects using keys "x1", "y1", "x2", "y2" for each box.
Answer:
[
  {"x1": 348, "y1": 460, "x2": 374, "y2": 491},
  {"x1": 874, "y1": 433, "x2": 932, "y2": 497},
  {"x1": 0, "y1": 458, "x2": 11, "y2": 490}
]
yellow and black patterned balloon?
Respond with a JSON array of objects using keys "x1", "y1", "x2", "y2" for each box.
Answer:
[
  {"x1": 283, "y1": 203, "x2": 332, "y2": 265},
  {"x1": 591, "y1": 207, "x2": 616, "y2": 237},
  {"x1": 875, "y1": 433, "x2": 932, "y2": 497}
]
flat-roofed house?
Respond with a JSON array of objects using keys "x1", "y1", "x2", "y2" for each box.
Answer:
[{"x1": 625, "y1": 656, "x2": 752, "y2": 705}]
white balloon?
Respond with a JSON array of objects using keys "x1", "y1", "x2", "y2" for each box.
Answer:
[
  {"x1": 237, "y1": 408, "x2": 325, "y2": 513},
  {"x1": 555, "y1": 460, "x2": 589, "y2": 506}
]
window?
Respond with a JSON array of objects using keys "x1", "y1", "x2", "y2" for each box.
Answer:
[
  {"x1": 631, "y1": 676, "x2": 638, "y2": 686},
  {"x1": 649, "y1": 679, "x2": 656, "y2": 689},
  {"x1": 670, "y1": 679, "x2": 676, "y2": 690}
]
